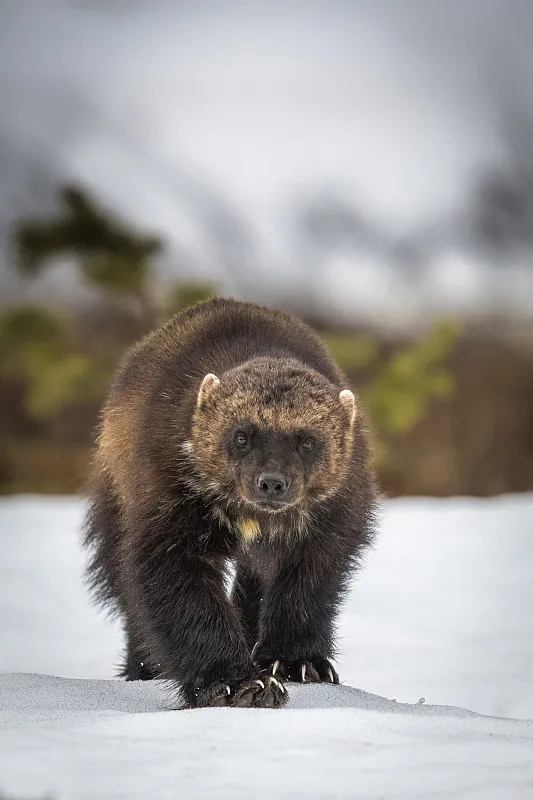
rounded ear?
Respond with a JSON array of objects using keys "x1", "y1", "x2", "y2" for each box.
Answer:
[
  {"x1": 197, "y1": 373, "x2": 220, "y2": 408},
  {"x1": 339, "y1": 389, "x2": 356, "y2": 425}
]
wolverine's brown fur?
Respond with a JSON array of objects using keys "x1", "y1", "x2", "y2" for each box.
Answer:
[{"x1": 84, "y1": 298, "x2": 378, "y2": 708}]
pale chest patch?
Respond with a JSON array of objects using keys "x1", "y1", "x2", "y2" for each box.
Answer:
[
  {"x1": 212, "y1": 506, "x2": 261, "y2": 542},
  {"x1": 211, "y1": 505, "x2": 309, "y2": 543},
  {"x1": 236, "y1": 518, "x2": 261, "y2": 542}
]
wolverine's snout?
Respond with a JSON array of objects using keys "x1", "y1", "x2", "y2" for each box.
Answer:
[{"x1": 256, "y1": 472, "x2": 290, "y2": 502}]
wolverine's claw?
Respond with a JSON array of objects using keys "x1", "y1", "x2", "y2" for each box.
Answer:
[
  {"x1": 254, "y1": 656, "x2": 339, "y2": 685},
  {"x1": 267, "y1": 675, "x2": 286, "y2": 692}
]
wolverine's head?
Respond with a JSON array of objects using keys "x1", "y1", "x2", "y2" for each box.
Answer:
[{"x1": 187, "y1": 357, "x2": 356, "y2": 514}]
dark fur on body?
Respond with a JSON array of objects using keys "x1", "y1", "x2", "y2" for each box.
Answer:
[{"x1": 84, "y1": 298, "x2": 378, "y2": 708}]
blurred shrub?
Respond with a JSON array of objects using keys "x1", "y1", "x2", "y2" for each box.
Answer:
[
  {"x1": 362, "y1": 321, "x2": 459, "y2": 435},
  {"x1": 0, "y1": 305, "x2": 104, "y2": 420},
  {"x1": 322, "y1": 333, "x2": 378, "y2": 369},
  {"x1": 0, "y1": 305, "x2": 64, "y2": 368},
  {"x1": 326, "y1": 321, "x2": 460, "y2": 463},
  {"x1": 4, "y1": 330, "x2": 532, "y2": 497}
]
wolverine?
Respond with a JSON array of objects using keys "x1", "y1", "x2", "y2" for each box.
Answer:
[{"x1": 84, "y1": 298, "x2": 378, "y2": 708}]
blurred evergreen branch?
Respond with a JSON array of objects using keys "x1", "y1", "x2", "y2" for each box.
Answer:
[
  {"x1": 13, "y1": 184, "x2": 162, "y2": 325},
  {"x1": 12, "y1": 183, "x2": 218, "y2": 330}
]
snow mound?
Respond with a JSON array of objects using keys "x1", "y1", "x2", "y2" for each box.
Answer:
[
  {"x1": 1, "y1": 673, "x2": 532, "y2": 800},
  {"x1": 1, "y1": 672, "x2": 482, "y2": 719}
]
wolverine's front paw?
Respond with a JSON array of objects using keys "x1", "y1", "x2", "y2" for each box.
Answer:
[
  {"x1": 256, "y1": 657, "x2": 339, "y2": 684},
  {"x1": 231, "y1": 676, "x2": 288, "y2": 708},
  {"x1": 191, "y1": 676, "x2": 288, "y2": 709}
]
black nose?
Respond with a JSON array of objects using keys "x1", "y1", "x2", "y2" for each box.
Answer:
[{"x1": 257, "y1": 472, "x2": 288, "y2": 500}]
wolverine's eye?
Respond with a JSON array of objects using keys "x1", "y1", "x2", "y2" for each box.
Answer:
[
  {"x1": 300, "y1": 438, "x2": 315, "y2": 452},
  {"x1": 234, "y1": 432, "x2": 249, "y2": 448}
]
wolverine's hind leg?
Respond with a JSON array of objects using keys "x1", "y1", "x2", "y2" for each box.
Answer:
[
  {"x1": 83, "y1": 470, "x2": 124, "y2": 608},
  {"x1": 230, "y1": 566, "x2": 262, "y2": 652},
  {"x1": 120, "y1": 625, "x2": 159, "y2": 681}
]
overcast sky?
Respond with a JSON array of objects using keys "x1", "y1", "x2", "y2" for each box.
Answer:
[{"x1": 1, "y1": 0, "x2": 532, "y2": 316}]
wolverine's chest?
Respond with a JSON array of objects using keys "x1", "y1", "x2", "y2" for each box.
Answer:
[
  {"x1": 212, "y1": 505, "x2": 305, "y2": 543},
  {"x1": 210, "y1": 505, "x2": 303, "y2": 576}
]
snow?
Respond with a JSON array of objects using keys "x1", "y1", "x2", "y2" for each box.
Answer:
[{"x1": 1, "y1": 494, "x2": 533, "y2": 799}]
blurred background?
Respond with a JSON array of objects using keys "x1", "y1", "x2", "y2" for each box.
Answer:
[{"x1": 0, "y1": 0, "x2": 532, "y2": 498}]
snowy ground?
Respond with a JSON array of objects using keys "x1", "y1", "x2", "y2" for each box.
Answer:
[{"x1": 1, "y1": 495, "x2": 532, "y2": 799}]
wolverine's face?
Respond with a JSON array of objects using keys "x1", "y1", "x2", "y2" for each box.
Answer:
[
  {"x1": 189, "y1": 358, "x2": 357, "y2": 514},
  {"x1": 224, "y1": 421, "x2": 327, "y2": 511}
]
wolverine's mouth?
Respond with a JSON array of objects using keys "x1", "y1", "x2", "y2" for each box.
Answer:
[
  {"x1": 249, "y1": 498, "x2": 298, "y2": 514},
  {"x1": 258, "y1": 499, "x2": 289, "y2": 511}
]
